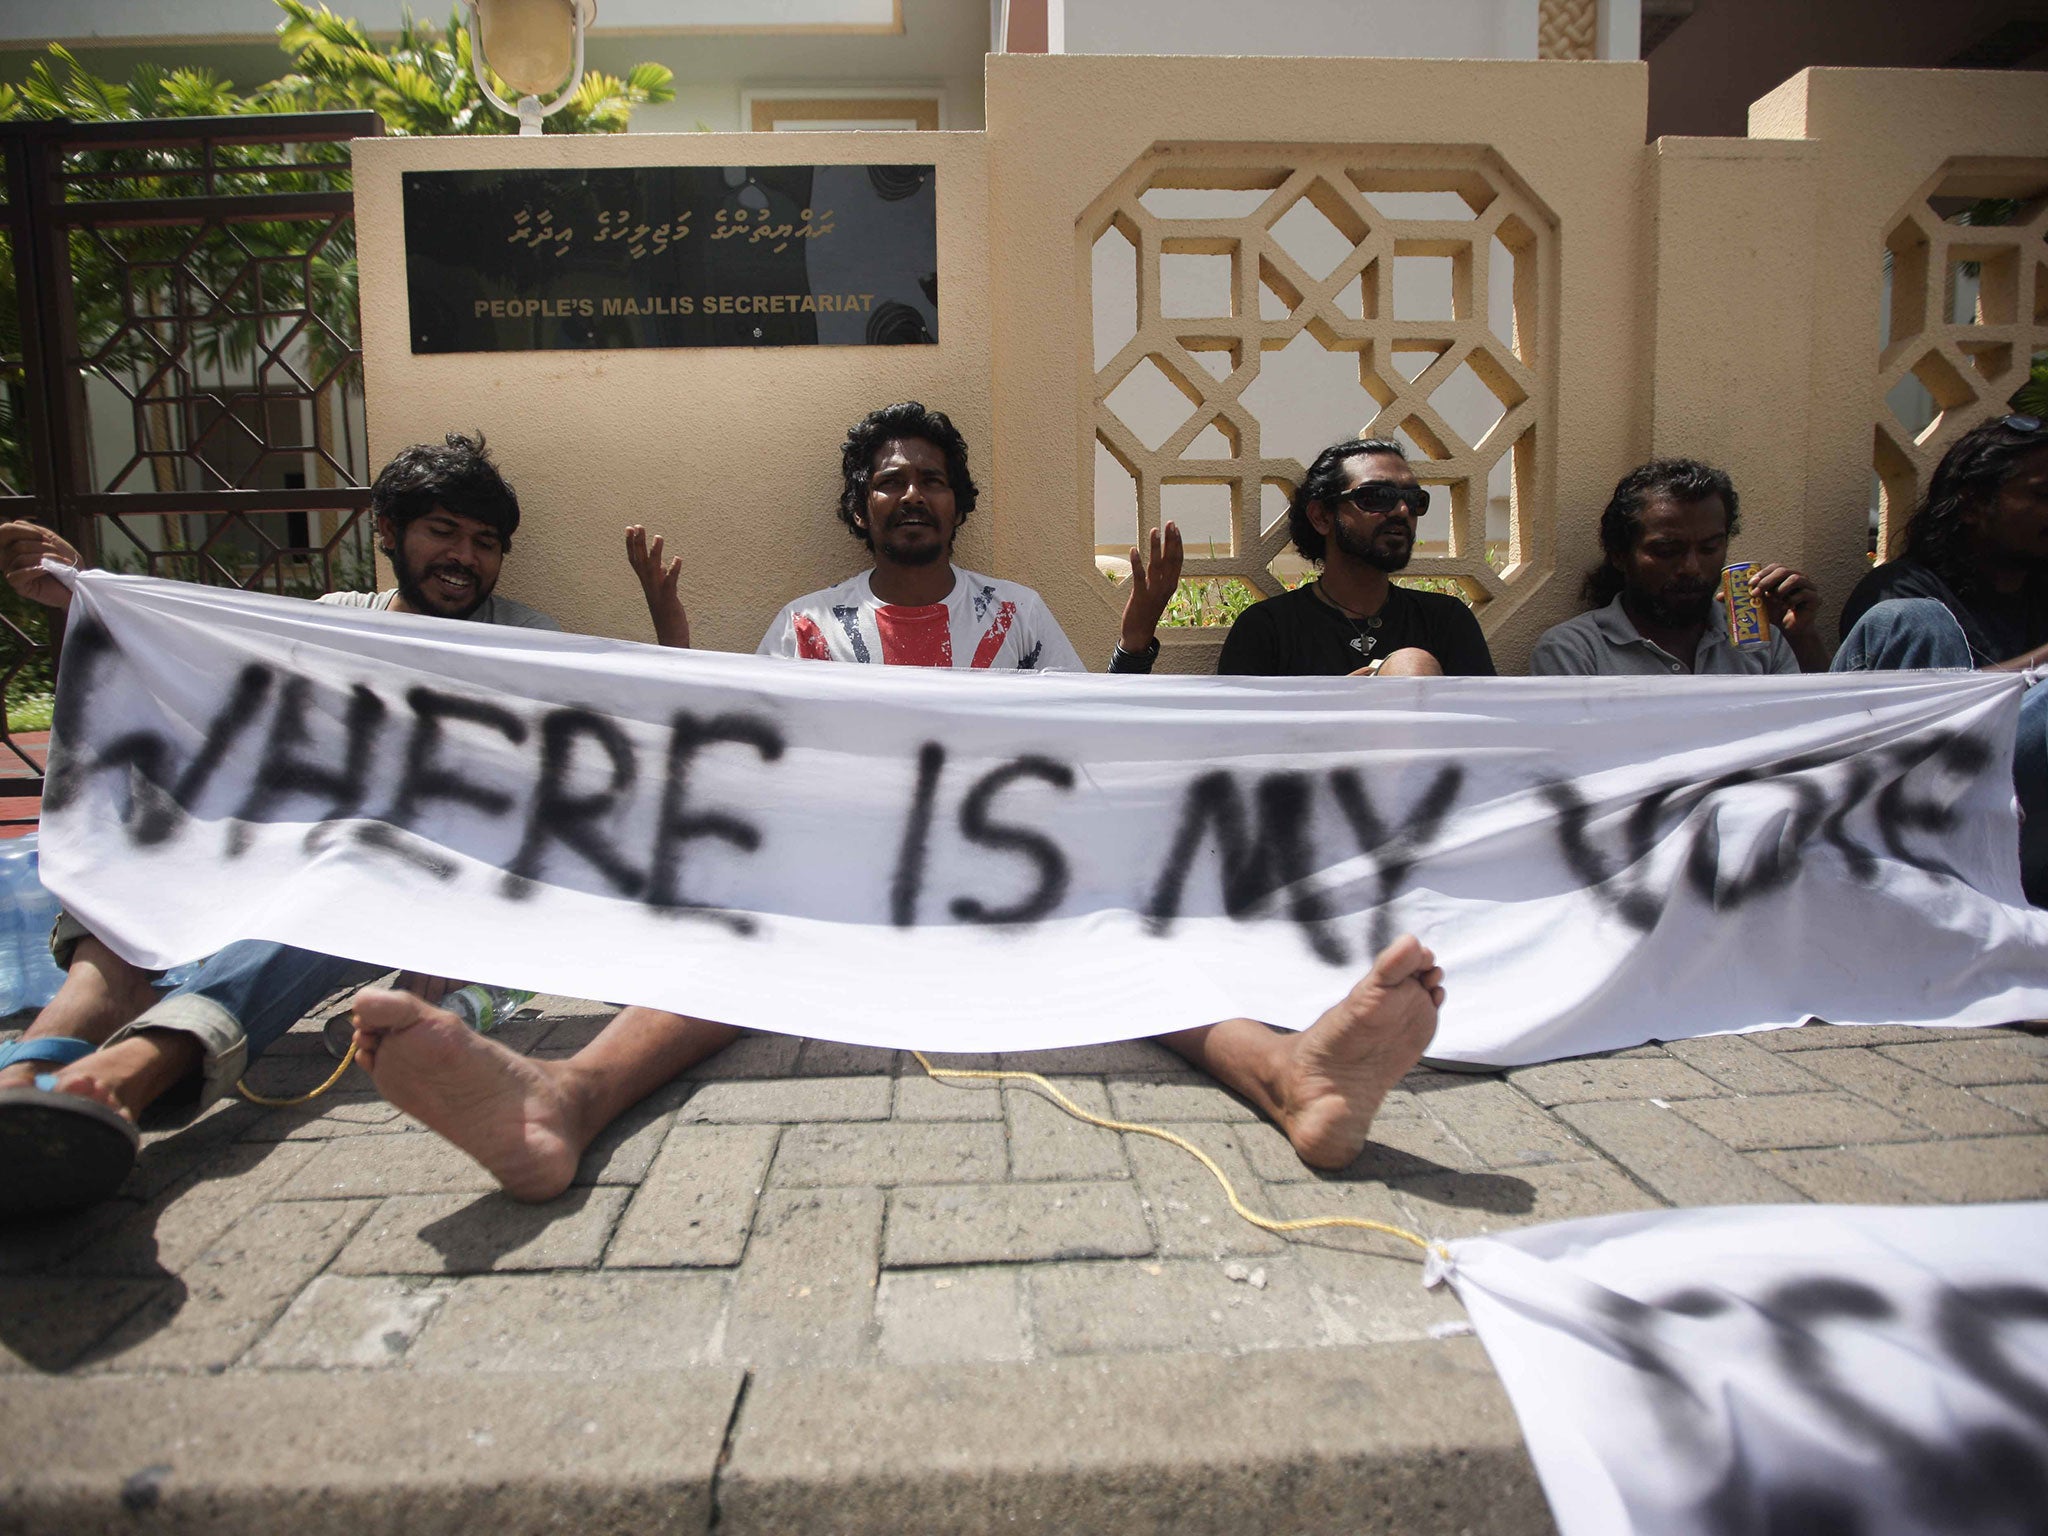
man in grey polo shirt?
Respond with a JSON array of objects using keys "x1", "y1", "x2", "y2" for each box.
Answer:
[{"x1": 1530, "y1": 458, "x2": 1831, "y2": 676}]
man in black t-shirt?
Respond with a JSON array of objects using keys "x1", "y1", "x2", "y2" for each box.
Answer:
[
  {"x1": 1217, "y1": 437, "x2": 1495, "y2": 677},
  {"x1": 1832, "y1": 413, "x2": 2048, "y2": 904}
]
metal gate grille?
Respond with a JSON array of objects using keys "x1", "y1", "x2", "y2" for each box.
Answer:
[{"x1": 0, "y1": 110, "x2": 380, "y2": 804}]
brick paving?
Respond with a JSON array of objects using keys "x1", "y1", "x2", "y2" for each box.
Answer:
[{"x1": 3, "y1": 1002, "x2": 2044, "y2": 1384}]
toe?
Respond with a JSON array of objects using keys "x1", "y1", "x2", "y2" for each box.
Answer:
[
  {"x1": 350, "y1": 988, "x2": 433, "y2": 1037},
  {"x1": 1367, "y1": 933, "x2": 1428, "y2": 987}
]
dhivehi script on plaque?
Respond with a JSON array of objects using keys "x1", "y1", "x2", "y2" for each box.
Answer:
[{"x1": 402, "y1": 163, "x2": 937, "y2": 353}]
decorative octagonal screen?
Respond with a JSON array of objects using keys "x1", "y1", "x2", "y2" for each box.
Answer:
[
  {"x1": 1082, "y1": 144, "x2": 1557, "y2": 627},
  {"x1": 1875, "y1": 156, "x2": 2048, "y2": 558}
]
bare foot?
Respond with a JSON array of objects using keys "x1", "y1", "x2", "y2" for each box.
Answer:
[
  {"x1": 351, "y1": 989, "x2": 586, "y2": 1202},
  {"x1": 1276, "y1": 934, "x2": 1443, "y2": 1169}
]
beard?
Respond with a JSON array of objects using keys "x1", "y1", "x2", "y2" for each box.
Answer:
[
  {"x1": 875, "y1": 515, "x2": 949, "y2": 567},
  {"x1": 1332, "y1": 516, "x2": 1413, "y2": 573},
  {"x1": 1636, "y1": 587, "x2": 1715, "y2": 628},
  {"x1": 878, "y1": 533, "x2": 947, "y2": 567},
  {"x1": 389, "y1": 541, "x2": 490, "y2": 620}
]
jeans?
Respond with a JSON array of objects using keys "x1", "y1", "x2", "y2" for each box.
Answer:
[
  {"x1": 1833, "y1": 598, "x2": 2047, "y2": 904},
  {"x1": 98, "y1": 941, "x2": 386, "y2": 1117}
]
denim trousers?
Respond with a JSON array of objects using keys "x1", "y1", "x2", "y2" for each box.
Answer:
[{"x1": 99, "y1": 941, "x2": 386, "y2": 1116}]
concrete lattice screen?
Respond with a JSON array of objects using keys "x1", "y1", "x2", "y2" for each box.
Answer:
[
  {"x1": 1876, "y1": 158, "x2": 2048, "y2": 559},
  {"x1": 1082, "y1": 147, "x2": 1554, "y2": 627}
]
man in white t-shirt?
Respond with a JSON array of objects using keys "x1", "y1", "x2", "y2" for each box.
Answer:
[
  {"x1": 756, "y1": 400, "x2": 1130, "y2": 673},
  {"x1": 347, "y1": 403, "x2": 1448, "y2": 1204}
]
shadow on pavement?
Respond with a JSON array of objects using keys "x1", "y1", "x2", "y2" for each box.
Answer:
[{"x1": 418, "y1": 1185, "x2": 602, "y2": 1271}]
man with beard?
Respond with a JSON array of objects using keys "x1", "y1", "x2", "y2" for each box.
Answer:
[
  {"x1": 342, "y1": 403, "x2": 1446, "y2": 1203},
  {"x1": 318, "y1": 433, "x2": 560, "y2": 629},
  {"x1": 1530, "y1": 458, "x2": 1828, "y2": 676},
  {"x1": 0, "y1": 434, "x2": 577, "y2": 1215},
  {"x1": 753, "y1": 399, "x2": 1171, "y2": 669},
  {"x1": 1217, "y1": 438, "x2": 1495, "y2": 678}
]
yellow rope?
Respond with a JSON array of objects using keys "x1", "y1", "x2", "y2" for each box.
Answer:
[
  {"x1": 910, "y1": 1049, "x2": 1448, "y2": 1261},
  {"x1": 236, "y1": 1037, "x2": 358, "y2": 1107},
  {"x1": 226, "y1": 1020, "x2": 1443, "y2": 1264}
]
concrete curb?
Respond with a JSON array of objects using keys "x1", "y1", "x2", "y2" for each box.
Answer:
[
  {"x1": 724, "y1": 1341, "x2": 1548, "y2": 1534},
  {"x1": 1, "y1": 1343, "x2": 1552, "y2": 1535},
  {"x1": 0, "y1": 1369, "x2": 743, "y2": 1535}
]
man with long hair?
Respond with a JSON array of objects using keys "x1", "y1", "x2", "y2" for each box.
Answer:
[
  {"x1": 1530, "y1": 458, "x2": 1829, "y2": 676},
  {"x1": 1834, "y1": 413, "x2": 2048, "y2": 902},
  {"x1": 1218, "y1": 438, "x2": 1495, "y2": 678}
]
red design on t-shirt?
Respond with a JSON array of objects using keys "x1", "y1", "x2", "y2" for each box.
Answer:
[
  {"x1": 793, "y1": 614, "x2": 832, "y2": 660},
  {"x1": 874, "y1": 603, "x2": 953, "y2": 668},
  {"x1": 970, "y1": 600, "x2": 1018, "y2": 669}
]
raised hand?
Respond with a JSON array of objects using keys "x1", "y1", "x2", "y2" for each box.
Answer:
[
  {"x1": 0, "y1": 521, "x2": 82, "y2": 610},
  {"x1": 1120, "y1": 519, "x2": 1184, "y2": 653},
  {"x1": 626, "y1": 524, "x2": 690, "y2": 649}
]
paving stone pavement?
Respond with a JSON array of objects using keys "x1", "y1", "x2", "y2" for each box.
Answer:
[{"x1": 4, "y1": 1001, "x2": 2046, "y2": 1532}]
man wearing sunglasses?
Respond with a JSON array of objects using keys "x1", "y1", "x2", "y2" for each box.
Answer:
[{"x1": 1217, "y1": 438, "x2": 1495, "y2": 678}]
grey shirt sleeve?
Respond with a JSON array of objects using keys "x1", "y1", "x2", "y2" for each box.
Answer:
[{"x1": 1527, "y1": 620, "x2": 1597, "y2": 676}]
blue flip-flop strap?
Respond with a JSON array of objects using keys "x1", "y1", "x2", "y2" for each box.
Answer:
[{"x1": 0, "y1": 1036, "x2": 96, "y2": 1072}]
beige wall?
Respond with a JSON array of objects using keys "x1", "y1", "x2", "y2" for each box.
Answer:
[
  {"x1": 353, "y1": 60, "x2": 2048, "y2": 672},
  {"x1": 353, "y1": 131, "x2": 991, "y2": 653},
  {"x1": 1647, "y1": 137, "x2": 1823, "y2": 586},
  {"x1": 1744, "y1": 68, "x2": 2048, "y2": 619},
  {"x1": 983, "y1": 53, "x2": 1648, "y2": 672}
]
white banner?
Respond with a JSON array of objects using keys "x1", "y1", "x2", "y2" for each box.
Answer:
[
  {"x1": 1438, "y1": 1202, "x2": 2048, "y2": 1536},
  {"x1": 37, "y1": 569, "x2": 2048, "y2": 1061}
]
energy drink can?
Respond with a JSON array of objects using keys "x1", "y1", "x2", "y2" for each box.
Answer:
[{"x1": 1721, "y1": 563, "x2": 1770, "y2": 650}]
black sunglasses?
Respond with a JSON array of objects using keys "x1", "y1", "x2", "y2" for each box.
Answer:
[
  {"x1": 2001, "y1": 414, "x2": 2043, "y2": 433},
  {"x1": 1338, "y1": 482, "x2": 1430, "y2": 517}
]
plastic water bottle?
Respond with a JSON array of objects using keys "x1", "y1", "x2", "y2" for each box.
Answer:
[
  {"x1": 320, "y1": 983, "x2": 538, "y2": 1058},
  {"x1": 0, "y1": 832, "x2": 69, "y2": 1017},
  {"x1": 442, "y1": 985, "x2": 536, "y2": 1035}
]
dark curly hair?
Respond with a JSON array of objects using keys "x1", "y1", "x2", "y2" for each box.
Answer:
[
  {"x1": 370, "y1": 432, "x2": 520, "y2": 550},
  {"x1": 1580, "y1": 457, "x2": 1740, "y2": 606},
  {"x1": 837, "y1": 401, "x2": 979, "y2": 550},
  {"x1": 1899, "y1": 415, "x2": 2048, "y2": 594},
  {"x1": 1286, "y1": 437, "x2": 1408, "y2": 564}
]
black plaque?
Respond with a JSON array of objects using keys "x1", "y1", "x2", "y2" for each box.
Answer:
[{"x1": 402, "y1": 164, "x2": 938, "y2": 353}]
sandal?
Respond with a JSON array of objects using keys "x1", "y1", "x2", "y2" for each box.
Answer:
[
  {"x1": 0, "y1": 1076, "x2": 141, "y2": 1219},
  {"x1": 0, "y1": 1036, "x2": 96, "y2": 1076}
]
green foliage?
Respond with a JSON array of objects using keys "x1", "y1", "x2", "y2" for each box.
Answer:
[
  {"x1": 0, "y1": 580, "x2": 53, "y2": 729},
  {"x1": 6, "y1": 690, "x2": 53, "y2": 735},
  {"x1": 1161, "y1": 577, "x2": 1262, "y2": 629},
  {"x1": 0, "y1": 44, "x2": 262, "y2": 122},
  {"x1": 266, "y1": 2, "x2": 673, "y2": 135},
  {"x1": 0, "y1": 6, "x2": 677, "y2": 138},
  {"x1": 2013, "y1": 355, "x2": 2048, "y2": 419},
  {"x1": 1108, "y1": 565, "x2": 1482, "y2": 631},
  {"x1": 0, "y1": 4, "x2": 672, "y2": 597}
]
